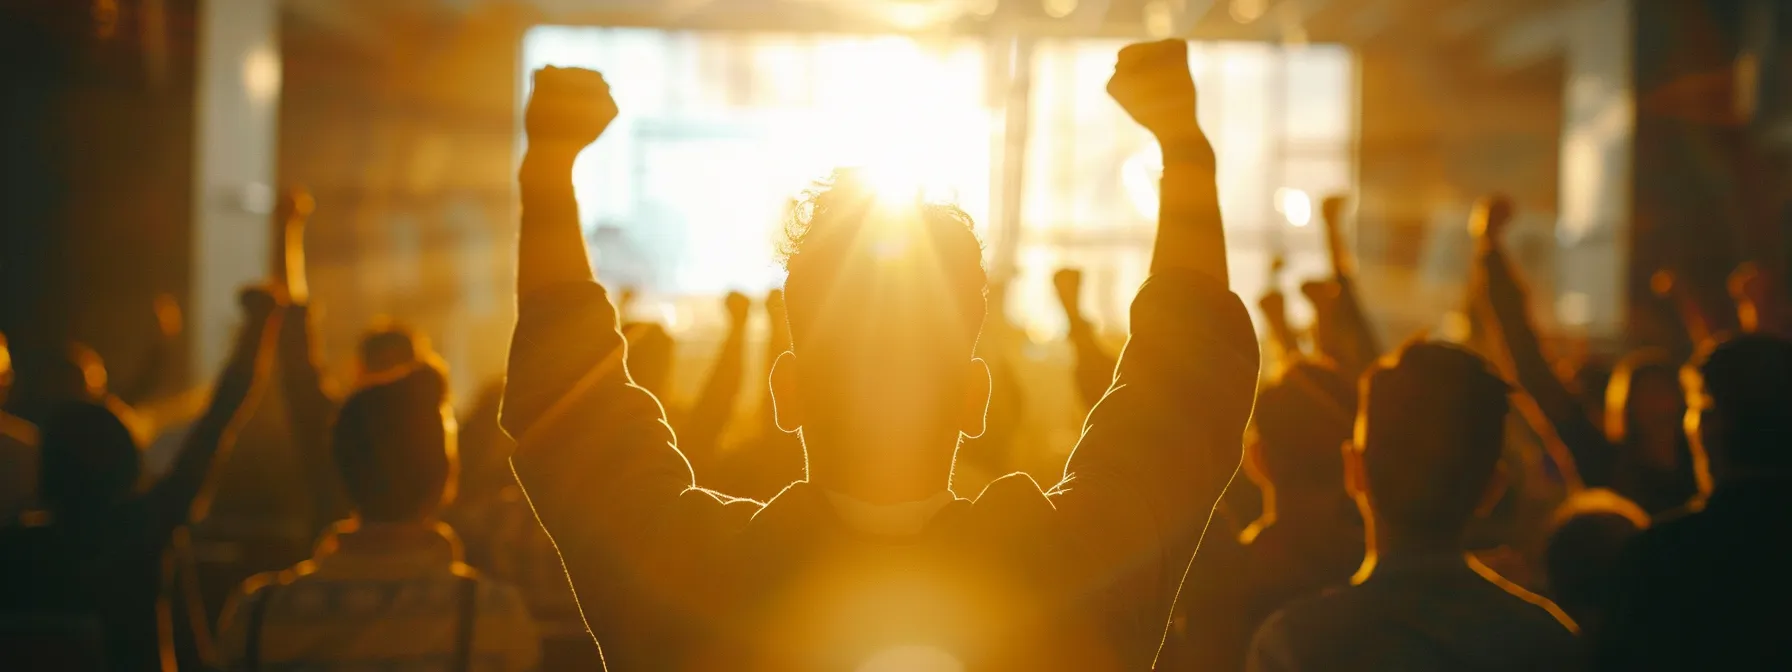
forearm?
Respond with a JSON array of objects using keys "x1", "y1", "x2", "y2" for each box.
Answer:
[
  {"x1": 1480, "y1": 247, "x2": 1612, "y2": 484},
  {"x1": 518, "y1": 149, "x2": 594, "y2": 299},
  {"x1": 1067, "y1": 317, "x2": 1117, "y2": 407},
  {"x1": 151, "y1": 309, "x2": 277, "y2": 529},
  {"x1": 1153, "y1": 138, "x2": 1226, "y2": 284},
  {"x1": 688, "y1": 323, "x2": 747, "y2": 455}
]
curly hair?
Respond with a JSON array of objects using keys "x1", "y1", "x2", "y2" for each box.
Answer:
[{"x1": 778, "y1": 168, "x2": 988, "y2": 349}]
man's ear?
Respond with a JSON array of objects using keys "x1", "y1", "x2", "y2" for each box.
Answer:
[
  {"x1": 769, "y1": 351, "x2": 804, "y2": 433},
  {"x1": 959, "y1": 357, "x2": 992, "y2": 439},
  {"x1": 1473, "y1": 462, "x2": 1509, "y2": 519}
]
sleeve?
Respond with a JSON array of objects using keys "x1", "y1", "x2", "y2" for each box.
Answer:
[
  {"x1": 501, "y1": 281, "x2": 760, "y2": 668},
  {"x1": 1477, "y1": 245, "x2": 1616, "y2": 487},
  {"x1": 1046, "y1": 270, "x2": 1261, "y2": 660}
]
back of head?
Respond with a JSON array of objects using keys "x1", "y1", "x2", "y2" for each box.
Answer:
[
  {"x1": 1544, "y1": 489, "x2": 1647, "y2": 625},
  {"x1": 39, "y1": 402, "x2": 141, "y2": 516},
  {"x1": 777, "y1": 169, "x2": 987, "y2": 493},
  {"x1": 358, "y1": 321, "x2": 422, "y2": 380},
  {"x1": 1357, "y1": 341, "x2": 1510, "y2": 541},
  {"x1": 1254, "y1": 360, "x2": 1357, "y2": 494},
  {"x1": 332, "y1": 364, "x2": 455, "y2": 522},
  {"x1": 1685, "y1": 333, "x2": 1792, "y2": 477},
  {"x1": 1604, "y1": 348, "x2": 1683, "y2": 447}
]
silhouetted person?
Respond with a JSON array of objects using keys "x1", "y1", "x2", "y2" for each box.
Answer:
[
  {"x1": 708, "y1": 289, "x2": 809, "y2": 502},
  {"x1": 0, "y1": 331, "x2": 40, "y2": 522},
  {"x1": 1307, "y1": 195, "x2": 1381, "y2": 378},
  {"x1": 1248, "y1": 342, "x2": 1577, "y2": 671},
  {"x1": 1476, "y1": 195, "x2": 1698, "y2": 514},
  {"x1": 1595, "y1": 334, "x2": 1792, "y2": 670},
  {"x1": 1053, "y1": 268, "x2": 1117, "y2": 410},
  {"x1": 0, "y1": 288, "x2": 278, "y2": 670},
  {"x1": 1169, "y1": 361, "x2": 1362, "y2": 671},
  {"x1": 272, "y1": 188, "x2": 431, "y2": 535},
  {"x1": 501, "y1": 42, "x2": 1257, "y2": 670},
  {"x1": 1541, "y1": 489, "x2": 1647, "y2": 640},
  {"x1": 217, "y1": 364, "x2": 541, "y2": 671}
]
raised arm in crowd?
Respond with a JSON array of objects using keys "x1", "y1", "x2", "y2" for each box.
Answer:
[{"x1": 499, "y1": 40, "x2": 1258, "y2": 670}]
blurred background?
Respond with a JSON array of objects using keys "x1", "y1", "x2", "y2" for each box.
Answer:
[
  {"x1": 7, "y1": 0, "x2": 1790, "y2": 402},
  {"x1": 4, "y1": 0, "x2": 1790, "y2": 667}
]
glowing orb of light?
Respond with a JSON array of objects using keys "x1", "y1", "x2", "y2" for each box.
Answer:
[{"x1": 1275, "y1": 187, "x2": 1312, "y2": 227}]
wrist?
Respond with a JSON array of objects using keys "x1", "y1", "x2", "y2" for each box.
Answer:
[
  {"x1": 1158, "y1": 135, "x2": 1214, "y2": 166},
  {"x1": 520, "y1": 146, "x2": 581, "y2": 180}
]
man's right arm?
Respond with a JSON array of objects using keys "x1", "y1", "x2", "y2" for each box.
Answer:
[
  {"x1": 1472, "y1": 196, "x2": 1611, "y2": 488},
  {"x1": 502, "y1": 67, "x2": 757, "y2": 668},
  {"x1": 1047, "y1": 40, "x2": 1261, "y2": 667}
]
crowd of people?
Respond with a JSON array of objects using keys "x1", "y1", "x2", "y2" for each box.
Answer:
[{"x1": 2, "y1": 38, "x2": 1790, "y2": 671}]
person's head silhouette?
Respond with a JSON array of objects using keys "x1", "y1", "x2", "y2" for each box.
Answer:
[
  {"x1": 1543, "y1": 489, "x2": 1647, "y2": 631},
  {"x1": 357, "y1": 321, "x2": 424, "y2": 382},
  {"x1": 1605, "y1": 349, "x2": 1687, "y2": 474},
  {"x1": 39, "y1": 402, "x2": 140, "y2": 520},
  {"x1": 1348, "y1": 342, "x2": 1510, "y2": 556},
  {"x1": 1682, "y1": 333, "x2": 1792, "y2": 485},
  {"x1": 332, "y1": 363, "x2": 458, "y2": 523},
  {"x1": 770, "y1": 169, "x2": 989, "y2": 504},
  {"x1": 1250, "y1": 360, "x2": 1358, "y2": 504}
]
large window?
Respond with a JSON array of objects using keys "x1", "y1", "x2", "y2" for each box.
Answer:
[{"x1": 521, "y1": 27, "x2": 1354, "y2": 340}]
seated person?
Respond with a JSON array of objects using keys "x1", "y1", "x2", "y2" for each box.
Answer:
[
  {"x1": 1249, "y1": 342, "x2": 1578, "y2": 671},
  {"x1": 501, "y1": 41, "x2": 1258, "y2": 670},
  {"x1": 216, "y1": 364, "x2": 540, "y2": 672}
]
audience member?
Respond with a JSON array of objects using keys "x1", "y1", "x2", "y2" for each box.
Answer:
[
  {"x1": 1595, "y1": 334, "x2": 1792, "y2": 669},
  {"x1": 1248, "y1": 341, "x2": 1578, "y2": 671},
  {"x1": 1053, "y1": 268, "x2": 1118, "y2": 410},
  {"x1": 1169, "y1": 360, "x2": 1363, "y2": 672},
  {"x1": 1476, "y1": 195, "x2": 1700, "y2": 514},
  {"x1": 1542, "y1": 488, "x2": 1648, "y2": 638},
  {"x1": 271, "y1": 189, "x2": 433, "y2": 535},
  {"x1": 498, "y1": 41, "x2": 1257, "y2": 669},
  {"x1": 0, "y1": 288, "x2": 278, "y2": 670},
  {"x1": 216, "y1": 364, "x2": 541, "y2": 672}
]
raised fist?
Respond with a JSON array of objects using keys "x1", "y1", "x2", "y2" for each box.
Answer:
[
  {"x1": 1053, "y1": 268, "x2": 1084, "y2": 311},
  {"x1": 153, "y1": 293, "x2": 183, "y2": 338},
  {"x1": 724, "y1": 291, "x2": 751, "y2": 326},
  {"x1": 1729, "y1": 262, "x2": 1766, "y2": 303},
  {"x1": 1108, "y1": 40, "x2": 1200, "y2": 143},
  {"x1": 525, "y1": 67, "x2": 618, "y2": 152},
  {"x1": 1470, "y1": 194, "x2": 1514, "y2": 241},
  {"x1": 1650, "y1": 270, "x2": 1678, "y2": 298},
  {"x1": 239, "y1": 286, "x2": 279, "y2": 318},
  {"x1": 277, "y1": 187, "x2": 314, "y2": 223},
  {"x1": 1321, "y1": 195, "x2": 1348, "y2": 229}
]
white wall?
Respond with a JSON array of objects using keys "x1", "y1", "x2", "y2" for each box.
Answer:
[{"x1": 192, "y1": 0, "x2": 281, "y2": 380}]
